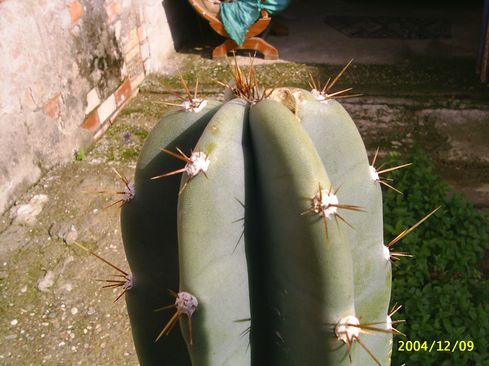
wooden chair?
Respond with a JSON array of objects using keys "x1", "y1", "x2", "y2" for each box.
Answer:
[{"x1": 188, "y1": 0, "x2": 279, "y2": 60}]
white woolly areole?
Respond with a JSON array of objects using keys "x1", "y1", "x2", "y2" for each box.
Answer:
[
  {"x1": 182, "y1": 98, "x2": 207, "y2": 113},
  {"x1": 383, "y1": 244, "x2": 391, "y2": 261},
  {"x1": 311, "y1": 88, "x2": 327, "y2": 102},
  {"x1": 369, "y1": 165, "x2": 380, "y2": 181},
  {"x1": 175, "y1": 291, "x2": 198, "y2": 317},
  {"x1": 311, "y1": 88, "x2": 332, "y2": 104},
  {"x1": 185, "y1": 152, "x2": 210, "y2": 177},
  {"x1": 386, "y1": 314, "x2": 393, "y2": 330},
  {"x1": 124, "y1": 274, "x2": 134, "y2": 290},
  {"x1": 313, "y1": 189, "x2": 339, "y2": 218},
  {"x1": 335, "y1": 315, "x2": 361, "y2": 343},
  {"x1": 123, "y1": 182, "x2": 136, "y2": 202}
]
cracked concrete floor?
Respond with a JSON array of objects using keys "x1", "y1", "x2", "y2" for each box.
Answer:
[{"x1": 1, "y1": 56, "x2": 489, "y2": 365}]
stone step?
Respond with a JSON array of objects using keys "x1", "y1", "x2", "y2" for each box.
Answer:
[{"x1": 341, "y1": 97, "x2": 489, "y2": 211}]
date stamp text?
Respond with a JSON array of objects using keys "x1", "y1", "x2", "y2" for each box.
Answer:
[{"x1": 397, "y1": 340, "x2": 475, "y2": 352}]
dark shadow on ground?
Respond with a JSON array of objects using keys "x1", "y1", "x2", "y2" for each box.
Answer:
[{"x1": 161, "y1": 0, "x2": 222, "y2": 57}]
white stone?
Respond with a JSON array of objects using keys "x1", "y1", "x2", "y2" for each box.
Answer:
[
  {"x1": 13, "y1": 194, "x2": 49, "y2": 225},
  {"x1": 37, "y1": 270, "x2": 55, "y2": 292}
]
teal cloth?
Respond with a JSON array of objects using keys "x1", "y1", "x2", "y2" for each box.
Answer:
[{"x1": 220, "y1": 0, "x2": 290, "y2": 46}]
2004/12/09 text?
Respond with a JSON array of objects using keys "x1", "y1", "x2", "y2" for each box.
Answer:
[{"x1": 398, "y1": 340, "x2": 475, "y2": 352}]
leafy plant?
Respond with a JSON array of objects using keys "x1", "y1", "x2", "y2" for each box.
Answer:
[
  {"x1": 382, "y1": 147, "x2": 489, "y2": 365},
  {"x1": 74, "y1": 148, "x2": 86, "y2": 161}
]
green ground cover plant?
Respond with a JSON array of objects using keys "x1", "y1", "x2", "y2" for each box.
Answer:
[{"x1": 382, "y1": 148, "x2": 489, "y2": 365}]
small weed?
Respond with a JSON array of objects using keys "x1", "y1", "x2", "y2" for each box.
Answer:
[
  {"x1": 74, "y1": 148, "x2": 86, "y2": 161},
  {"x1": 120, "y1": 148, "x2": 140, "y2": 161}
]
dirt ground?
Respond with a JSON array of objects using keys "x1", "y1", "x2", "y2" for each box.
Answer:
[{"x1": 1, "y1": 54, "x2": 488, "y2": 365}]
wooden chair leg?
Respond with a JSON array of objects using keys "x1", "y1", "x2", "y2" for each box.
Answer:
[
  {"x1": 242, "y1": 37, "x2": 279, "y2": 60},
  {"x1": 212, "y1": 39, "x2": 238, "y2": 59},
  {"x1": 212, "y1": 37, "x2": 279, "y2": 60}
]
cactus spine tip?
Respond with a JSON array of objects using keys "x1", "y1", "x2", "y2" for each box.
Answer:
[
  {"x1": 369, "y1": 147, "x2": 412, "y2": 194},
  {"x1": 72, "y1": 241, "x2": 133, "y2": 302},
  {"x1": 308, "y1": 59, "x2": 361, "y2": 102},
  {"x1": 99, "y1": 168, "x2": 135, "y2": 209},
  {"x1": 385, "y1": 207, "x2": 441, "y2": 261}
]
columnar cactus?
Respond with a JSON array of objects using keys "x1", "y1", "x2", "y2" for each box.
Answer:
[{"x1": 118, "y1": 64, "x2": 401, "y2": 365}]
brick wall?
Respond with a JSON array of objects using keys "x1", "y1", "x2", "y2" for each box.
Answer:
[
  {"x1": 78, "y1": 0, "x2": 151, "y2": 137},
  {"x1": 0, "y1": 0, "x2": 175, "y2": 215}
]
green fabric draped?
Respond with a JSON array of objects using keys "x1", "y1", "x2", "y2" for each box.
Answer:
[{"x1": 220, "y1": 0, "x2": 290, "y2": 46}]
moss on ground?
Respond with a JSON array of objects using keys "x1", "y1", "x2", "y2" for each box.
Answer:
[{"x1": 147, "y1": 55, "x2": 489, "y2": 102}]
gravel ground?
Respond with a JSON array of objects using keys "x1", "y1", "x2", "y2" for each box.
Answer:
[{"x1": 0, "y1": 84, "x2": 171, "y2": 366}]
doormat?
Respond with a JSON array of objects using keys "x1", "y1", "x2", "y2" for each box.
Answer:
[{"x1": 324, "y1": 16, "x2": 451, "y2": 39}]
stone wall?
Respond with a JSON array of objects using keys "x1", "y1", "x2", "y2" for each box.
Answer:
[{"x1": 0, "y1": 0, "x2": 175, "y2": 215}]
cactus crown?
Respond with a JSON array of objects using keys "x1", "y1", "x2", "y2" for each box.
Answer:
[{"x1": 217, "y1": 55, "x2": 278, "y2": 104}]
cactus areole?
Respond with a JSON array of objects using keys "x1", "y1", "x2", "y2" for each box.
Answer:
[{"x1": 120, "y1": 65, "x2": 397, "y2": 366}]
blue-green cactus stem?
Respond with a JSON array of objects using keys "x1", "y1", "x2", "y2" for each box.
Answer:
[
  {"x1": 177, "y1": 99, "x2": 252, "y2": 365},
  {"x1": 120, "y1": 101, "x2": 221, "y2": 366},
  {"x1": 298, "y1": 98, "x2": 392, "y2": 365},
  {"x1": 249, "y1": 99, "x2": 357, "y2": 365}
]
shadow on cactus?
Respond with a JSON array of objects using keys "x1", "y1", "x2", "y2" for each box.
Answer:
[{"x1": 80, "y1": 60, "x2": 447, "y2": 365}]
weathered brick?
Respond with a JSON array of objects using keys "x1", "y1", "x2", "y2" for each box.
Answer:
[
  {"x1": 140, "y1": 41, "x2": 150, "y2": 61},
  {"x1": 121, "y1": 61, "x2": 128, "y2": 78},
  {"x1": 68, "y1": 0, "x2": 83, "y2": 24},
  {"x1": 81, "y1": 110, "x2": 100, "y2": 131},
  {"x1": 105, "y1": 0, "x2": 121, "y2": 23},
  {"x1": 97, "y1": 94, "x2": 117, "y2": 122},
  {"x1": 115, "y1": 79, "x2": 132, "y2": 106},
  {"x1": 127, "y1": 57, "x2": 144, "y2": 81},
  {"x1": 121, "y1": 0, "x2": 133, "y2": 9},
  {"x1": 143, "y1": 59, "x2": 151, "y2": 75},
  {"x1": 42, "y1": 93, "x2": 62, "y2": 120},
  {"x1": 137, "y1": 25, "x2": 146, "y2": 43},
  {"x1": 130, "y1": 71, "x2": 145, "y2": 90},
  {"x1": 113, "y1": 19, "x2": 122, "y2": 40},
  {"x1": 123, "y1": 28, "x2": 139, "y2": 53},
  {"x1": 85, "y1": 88, "x2": 100, "y2": 114},
  {"x1": 125, "y1": 44, "x2": 141, "y2": 63}
]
